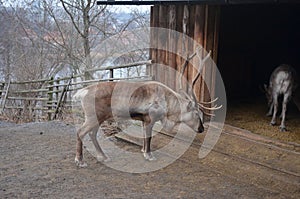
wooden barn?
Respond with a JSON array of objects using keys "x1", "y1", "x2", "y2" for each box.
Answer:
[
  {"x1": 98, "y1": 0, "x2": 300, "y2": 139},
  {"x1": 98, "y1": 0, "x2": 300, "y2": 99}
]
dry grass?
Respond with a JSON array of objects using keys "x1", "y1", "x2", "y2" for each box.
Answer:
[{"x1": 226, "y1": 97, "x2": 300, "y2": 144}]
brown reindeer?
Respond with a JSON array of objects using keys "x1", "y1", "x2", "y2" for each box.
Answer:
[{"x1": 73, "y1": 50, "x2": 221, "y2": 167}]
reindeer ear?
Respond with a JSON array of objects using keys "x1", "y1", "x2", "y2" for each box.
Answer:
[{"x1": 264, "y1": 84, "x2": 268, "y2": 91}]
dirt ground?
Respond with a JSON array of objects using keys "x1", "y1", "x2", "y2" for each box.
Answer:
[{"x1": 0, "y1": 120, "x2": 299, "y2": 198}]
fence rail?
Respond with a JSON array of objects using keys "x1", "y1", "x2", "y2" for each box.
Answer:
[{"x1": 0, "y1": 60, "x2": 153, "y2": 122}]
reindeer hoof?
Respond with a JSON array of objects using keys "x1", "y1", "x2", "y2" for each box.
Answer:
[
  {"x1": 280, "y1": 126, "x2": 287, "y2": 132},
  {"x1": 143, "y1": 152, "x2": 156, "y2": 161},
  {"x1": 97, "y1": 156, "x2": 111, "y2": 163},
  {"x1": 75, "y1": 158, "x2": 88, "y2": 168},
  {"x1": 270, "y1": 121, "x2": 276, "y2": 126}
]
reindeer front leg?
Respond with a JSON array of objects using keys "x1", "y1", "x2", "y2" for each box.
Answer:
[
  {"x1": 141, "y1": 101, "x2": 166, "y2": 161},
  {"x1": 280, "y1": 93, "x2": 290, "y2": 132},
  {"x1": 142, "y1": 121, "x2": 156, "y2": 161},
  {"x1": 266, "y1": 101, "x2": 274, "y2": 117},
  {"x1": 270, "y1": 93, "x2": 278, "y2": 126}
]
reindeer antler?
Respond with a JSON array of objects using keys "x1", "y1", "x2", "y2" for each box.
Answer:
[
  {"x1": 178, "y1": 51, "x2": 197, "y2": 91},
  {"x1": 198, "y1": 97, "x2": 219, "y2": 105},
  {"x1": 191, "y1": 47, "x2": 222, "y2": 116},
  {"x1": 178, "y1": 46, "x2": 221, "y2": 116},
  {"x1": 191, "y1": 49, "x2": 212, "y2": 90}
]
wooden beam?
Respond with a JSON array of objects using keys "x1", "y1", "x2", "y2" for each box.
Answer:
[
  {"x1": 150, "y1": 5, "x2": 159, "y2": 80},
  {"x1": 194, "y1": 5, "x2": 206, "y2": 101},
  {"x1": 157, "y1": 5, "x2": 168, "y2": 84},
  {"x1": 175, "y1": 5, "x2": 184, "y2": 91},
  {"x1": 167, "y1": 5, "x2": 177, "y2": 90}
]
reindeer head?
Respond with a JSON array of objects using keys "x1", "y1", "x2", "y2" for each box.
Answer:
[
  {"x1": 178, "y1": 92, "x2": 204, "y2": 133},
  {"x1": 263, "y1": 84, "x2": 272, "y2": 106},
  {"x1": 178, "y1": 47, "x2": 221, "y2": 133}
]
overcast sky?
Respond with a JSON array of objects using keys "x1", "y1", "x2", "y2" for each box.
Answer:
[{"x1": 114, "y1": 5, "x2": 150, "y2": 13}]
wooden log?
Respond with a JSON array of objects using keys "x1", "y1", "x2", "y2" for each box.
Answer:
[
  {"x1": 7, "y1": 97, "x2": 49, "y2": 101},
  {"x1": 47, "y1": 89, "x2": 65, "y2": 94},
  {"x1": 4, "y1": 106, "x2": 49, "y2": 110},
  {"x1": 65, "y1": 75, "x2": 153, "y2": 87},
  {"x1": 84, "y1": 60, "x2": 152, "y2": 73},
  {"x1": 47, "y1": 75, "x2": 78, "y2": 83},
  {"x1": 10, "y1": 78, "x2": 49, "y2": 84},
  {"x1": 11, "y1": 89, "x2": 49, "y2": 94}
]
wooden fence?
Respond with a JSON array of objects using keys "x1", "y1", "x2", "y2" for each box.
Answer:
[{"x1": 0, "y1": 61, "x2": 152, "y2": 122}]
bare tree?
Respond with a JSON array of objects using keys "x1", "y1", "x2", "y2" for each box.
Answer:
[
  {"x1": 0, "y1": 0, "x2": 150, "y2": 82},
  {"x1": 59, "y1": 0, "x2": 106, "y2": 79}
]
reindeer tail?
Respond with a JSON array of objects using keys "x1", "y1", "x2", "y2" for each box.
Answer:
[{"x1": 73, "y1": 88, "x2": 88, "y2": 101}]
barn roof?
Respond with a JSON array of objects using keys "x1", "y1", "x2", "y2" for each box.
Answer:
[{"x1": 97, "y1": 0, "x2": 300, "y2": 6}]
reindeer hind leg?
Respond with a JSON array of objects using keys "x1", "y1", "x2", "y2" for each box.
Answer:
[
  {"x1": 75, "y1": 119, "x2": 99, "y2": 167},
  {"x1": 89, "y1": 126, "x2": 110, "y2": 162}
]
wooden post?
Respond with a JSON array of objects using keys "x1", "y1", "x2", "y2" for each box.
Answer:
[
  {"x1": 52, "y1": 77, "x2": 72, "y2": 120},
  {"x1": 0, "y1": 79, "x2": 11, "y2": 113},
  {"x1": 0, "y1": 82, "x2": 3, "y2": 98},
  {"x1": 47, "y1": 77, "x2": 54, "y2": 120},
  {"x1": 109, "y1": 69, "x2": 114, "y2": 81}
]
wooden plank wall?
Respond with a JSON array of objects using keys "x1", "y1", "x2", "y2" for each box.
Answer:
[{"x1": 150, "y1": 4, "x2": 220, "y2": 102}]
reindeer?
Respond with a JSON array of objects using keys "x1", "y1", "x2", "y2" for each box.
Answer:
[
  {"x1": 73, "y1": 48, "x2": 221, "y2": 167},
  {"x1": 264, "y1": 64, "x2": 298, "y2": 131}
]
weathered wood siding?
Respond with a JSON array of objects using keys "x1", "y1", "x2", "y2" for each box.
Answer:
[{"x1": 150, "y1": 5, "x2": 220, "y2": 102}]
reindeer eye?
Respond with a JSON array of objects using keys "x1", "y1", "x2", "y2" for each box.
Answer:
[
  {"x1": 187, "y1": 101, "x2": 193, "y2": 111},
  {"x1": 191, "y1": 110, "x2": 197, "y2": 116}
]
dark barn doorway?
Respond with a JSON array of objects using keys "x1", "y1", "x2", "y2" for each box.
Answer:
[
  {"x1": 218, "y1": 4, "x2": 300, "y2": 100},
  {"x1": 218, "y1": 4, "x2": 300, "y2": 142}
]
